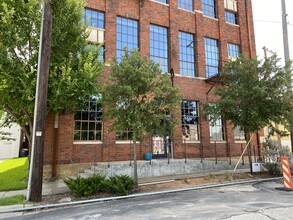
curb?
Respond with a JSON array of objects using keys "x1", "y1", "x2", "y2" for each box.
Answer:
[{"x1": 0, "y1": 177, "x2": 282, "y2": 215}]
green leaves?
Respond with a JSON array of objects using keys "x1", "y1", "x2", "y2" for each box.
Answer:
[
  {"x1": 102, "y1": 49, "x2": 181, "y2": 142},
  {"x1": 0, "y1": 0, "x2": 103, "y2": 145},
  {"x1": 204, "y1": 55, "x2": 293, "y2": 135}
]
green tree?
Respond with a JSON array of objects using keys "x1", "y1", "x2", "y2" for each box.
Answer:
[
  {"x1": 102, "y1": 49, "x2": 181, "y2": 184},
  {"x1": 0, "y1": 0, "x2": 103, "y2": 149},
  {"x1": 204, "y1": 55, "x2": 293, "y2": 170}
]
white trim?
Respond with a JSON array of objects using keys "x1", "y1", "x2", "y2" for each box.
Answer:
[
  {"x1": 115, "y1": 140, "x2": 140, "y2": 144},
  {"x1": 183, "y1": 140, "x2": 201, "y2": 144},
  {"x1": 174, "y1": 74, "x2": 207, "y2": 81},
  {"x1": 225, "y1": 22, "x2": 240, "y2": 27},
  {"x1": 175, "y1": 74, "x2": 196, "y2": 79},
  {"x1": 73, "y1": 141, "x2": 103, "y2": 145},
  {"x1": 203, "y1": 15, "x2": 219, "y2": 21},
  {"x1": 194, "y1": 10, "x2": 203, "y2": 14},
  {"x1": 235, "y1": 140, "x2": 246, "y2": 144},
  {"x1": 210, "y1": 141, "x2": 227, "y2": 144},
  {"x1": 150, "y1": 0, "x2": 169, "y2": 6},
  {"x1": 178, "y1": 7, "x2": 195, "y2": 14}
]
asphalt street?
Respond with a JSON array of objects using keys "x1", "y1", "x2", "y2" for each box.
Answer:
[{"x1": 2, "y1": 180, "x2": 293, "y2": 220}]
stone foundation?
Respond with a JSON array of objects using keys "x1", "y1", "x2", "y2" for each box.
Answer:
[{"x1": 43, "y1": 163, "x2": 93, "y2": 180}]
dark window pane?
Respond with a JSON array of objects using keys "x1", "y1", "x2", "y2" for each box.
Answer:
[
  {"x1": 181, "y1": 100, "x2": 199, "y2": 141},
  {"x1": 74, "y1": 95, "x2": 103, "y2": 141}
]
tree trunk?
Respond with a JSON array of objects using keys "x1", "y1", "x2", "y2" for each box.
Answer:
[
  {"x1": 245, "y1": 132, "x2": 253, "y2": 174},
  {"x1": 29, "y1": 2, "x2": 52, "y2": 202},
  {"x1": 133, "y1": 133, "x2": 138, "y2": 187}
]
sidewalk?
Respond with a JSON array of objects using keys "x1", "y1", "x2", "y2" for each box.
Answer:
[{"x1": 0, "y1": 168, "x2": 252, "y2": 199}]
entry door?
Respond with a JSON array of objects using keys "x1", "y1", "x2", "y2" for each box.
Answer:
[{"x1": 152, "y1": 135, "x2": 171, "y2": 159}]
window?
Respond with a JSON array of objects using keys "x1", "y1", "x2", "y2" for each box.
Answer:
[
  {"x1": 116, "y1": 17, "x2": 138, "y2": 62},
  {"x1": 225, "y1": 11, "x2": 238, "y2": 24},
  {"x1": 85, "y1": 44, "x2": 104, "y2": 62},
  {"x1": 74, "y1": 96, "x2": 103, "y2": 141},
  {"x1": 209, "y1": 116, "x2": 225, "y2": 141},
  {"x1": 178, "y1": 0, "x2": 193, "y2": 11},
  {"x1": 84, "y1": 9, "x2": 104, "y2": 29},
  {"x1": 228, "y1": 43, "x2": 240, "y2": 58},
  {"x1": 182, "y1": 100, "x2": 199, "y2": 141},
  {"x1": 205, "y1": 38, "x2": 219, "y2": 78},
  {"x1": 116, "y1": 129, "x2": 133, "y2": 141},
  {"x1": 150, "y1": 25, "x2": 168, "y2": 73},
  {"x1": 154, "y1": 0, "x2": 168, "y2": 3},
  {"x1": 179, "y1": 32, "x2": 195, "y2": 77},
  {"x1": 84, "y1": 9, "x2": 105, "y2": 61},
  {"x1": 202, "y1": 0, "x2": 216, "y2": 18},
  {"x1": 234, "y1": 126, "x2": 245, "y2": 141}
]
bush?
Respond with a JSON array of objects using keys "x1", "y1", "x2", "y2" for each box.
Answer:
[
  {"x1": 262, "y1": 139, "x2": 293, "y2": 176},
  {"x1": 64, "y1": 174, "x2": 106, "y2": 197},
  {"x1": 265, "y1": 163, "x2": 282, "y2": 176},
  {"x1": 64, "y1": 174, "x2": 135, "y2": 197},
  {"x1": 105, "y1": 175, "x2": 135, "y2": 195}
]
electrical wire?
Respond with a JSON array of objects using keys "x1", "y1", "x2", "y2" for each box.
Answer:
[{"x1": 255, "y1": 19, "x2": 293, "y2": 27}]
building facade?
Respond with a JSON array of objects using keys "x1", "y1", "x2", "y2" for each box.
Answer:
[{"x1": 44, "y1": 0, "x2": 260, "y2": 178}]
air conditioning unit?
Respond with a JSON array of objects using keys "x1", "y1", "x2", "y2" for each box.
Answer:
[
  {"x1": 228, "y1": 56, "x2": 237, "y2": 61},
  {"x1": 224, "y1": 0, "x2": 237, "y2": 12},
  {"x1": 86, "y1": 27, "x2": 104, "y2": 44}
]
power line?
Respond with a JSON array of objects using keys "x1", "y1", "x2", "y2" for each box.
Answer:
[{"x1": 255, "y1": 19, "x2": 293, "y2": 27}]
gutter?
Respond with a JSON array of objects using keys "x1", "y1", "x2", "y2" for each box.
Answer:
[{"x1": 0, "y1": 177, "x2": 282, "y2": 215}]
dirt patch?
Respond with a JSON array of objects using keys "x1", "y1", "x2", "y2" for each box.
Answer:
[{"x1": 40, "y1": 172, "x2": 274, "y2": 205}]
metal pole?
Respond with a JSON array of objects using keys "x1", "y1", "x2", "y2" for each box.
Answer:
[
  {"x1": 281, "y1": 0, "x2": 293, "y2": 152},
  {"x1": 26, "y1": 1, "x2": 45, "y2": 202}
]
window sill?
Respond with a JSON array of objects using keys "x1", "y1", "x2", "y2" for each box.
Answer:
[
  {"x1": 194, "y1": 10, "x2": 203, "y2": 14},
  {"x1": 178, "y1": 8, "x2": 195, "y2": 14},
  {"x1": 183, "y1": 140, "x2": 201, "y2": 144},
  {"x1": 150, "y1": 0, "x2": 169, "y2": 6},
  {"x1": 235, "y1": 140, "x2": 246, "y2": 144},
  {"x1": 115, "y1": 140, "x2": 140, "y2": 144},
  {"x1": 225, "y1": 22, "x2": 239, "y2": 27},
  {"x1": 73, "y1": 141, "x2": 103, "y2": 145},
  {"x1": 175, "y1": 74, "x2": 210, "y2": 81},
  {"x1": 203, "y1": 15, "x2": 219, "y2": 21},
  {"x1": 175, "y1": 73, "x2": 196, "y2": 78},
  {"x1": 210, "y1": 141, "x2": 227, "y2": 144}
]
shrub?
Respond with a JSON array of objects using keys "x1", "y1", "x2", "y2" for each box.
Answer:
[
  {"x1": 105, "y1": 175, "x2": 135, "y2": 195},
  {"x1": 262, "y1": 139, "x2": 293, "y2": 176},
  {"x1": 64, "y1": 174, "x2": 106, "y2": 197}
]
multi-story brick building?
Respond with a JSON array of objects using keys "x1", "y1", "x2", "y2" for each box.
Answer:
[{"x1": 44, "y1": 0, "x2": 260, "y2": 178}]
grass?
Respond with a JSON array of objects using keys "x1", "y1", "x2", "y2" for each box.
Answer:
[
  {"x1": 0, "y1": 157, "x2": 28, "y2": 191},
  {"x1": 0, "y1": 195, "x2": 25, "y2": 206}
]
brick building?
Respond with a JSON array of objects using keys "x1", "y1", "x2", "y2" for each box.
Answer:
[{"x1": 44, "y1": 0, "x2": 260, "y2": 178}]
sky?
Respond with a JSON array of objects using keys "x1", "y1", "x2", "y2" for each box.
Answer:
[{"x1": 252, "y1": 0, "x2": 293, "y2": 63}]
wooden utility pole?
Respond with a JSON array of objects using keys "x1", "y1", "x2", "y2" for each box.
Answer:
[
  {"x1": 281, "y1": 0, "x2": 293, "y2": 152},
  {"x1": 28, "y1": 1, "x2": 52, "y2": 202}
]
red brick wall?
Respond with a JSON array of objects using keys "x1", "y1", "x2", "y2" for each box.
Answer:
[{"x1": 44, "y1": 0, "x2": 259, "y2": 175}]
